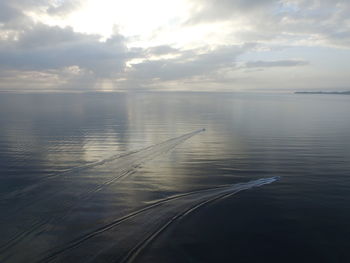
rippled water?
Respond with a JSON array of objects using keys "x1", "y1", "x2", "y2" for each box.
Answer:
[{"x1": 0, "y1": 92, "x2": 349, "y2": 262}]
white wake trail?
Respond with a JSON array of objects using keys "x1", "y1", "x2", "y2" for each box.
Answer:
[
  {"x1": 0, "y1": 129, "x2": 204, "y2": 261},
  {"x1": 0, "y1": 129, "x2": 205, "y2": 201},
  {"x1": 36, "y1": 177, "x2": 280, "y2": 263}
]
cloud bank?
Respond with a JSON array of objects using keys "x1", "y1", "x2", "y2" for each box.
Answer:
[{"x1": 0, "y1": 0, "x2": 349, "y2": 92}]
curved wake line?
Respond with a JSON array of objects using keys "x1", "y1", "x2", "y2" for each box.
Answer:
[
  {"x1": 35, "y1": 185, "x2": 232, "y2": 262},
  {"x1": 0, "y1": 129, "x2": 205, "y2": 202},
  {"x1": 0, "y1": 129, "x2": 204, "y2": 258},
  {"x1": 37, "y1": 177, "x2": 280, "y2": 263},
  {"x1": 122, "y1": 177, "x2": 280, "y2": 263}
]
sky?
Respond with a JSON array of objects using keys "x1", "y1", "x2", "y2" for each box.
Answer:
[{"x1": 0, "y1": 0, "x2": 349, "y2": 92}]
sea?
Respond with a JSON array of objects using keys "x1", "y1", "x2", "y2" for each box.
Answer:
[{"x1": 0, "y1": 92, "x2": 349, "y2": 263}]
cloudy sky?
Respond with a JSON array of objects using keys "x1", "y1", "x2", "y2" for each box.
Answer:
[{"x1": 0, "y1": 0, "x2": 349, "y2": 92}]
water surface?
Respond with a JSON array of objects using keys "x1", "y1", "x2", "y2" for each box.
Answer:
[{"x1": 0, "y1": 92, "x2": 349, "y2": 262}]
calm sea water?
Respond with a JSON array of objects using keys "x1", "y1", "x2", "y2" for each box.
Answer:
[{"x1": 0, "y1": 92, "x2": 349, "y2": 263}]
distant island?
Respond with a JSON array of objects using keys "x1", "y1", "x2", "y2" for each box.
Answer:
[{"x1": 295, "y1": 91, "x2": 350, "y2": 95}]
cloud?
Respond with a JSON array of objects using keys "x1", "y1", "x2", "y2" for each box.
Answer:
[
  {"x1": 0, "y1": 0, "x2": 349, "y2": 92},
  {"x1": 128, "y1": 44, "x2": 254, "y2": 84},
  {"x1": 0, "y1": 2, "x2": 22, "y2": 23},
  {"x1": 47, "y1": 0, "x2": 82, "y2": 16},
  {"x1": 145, "y1": 45, "x2": 179, "y2": 56},
  {"x1": 0, "y1": 0, "x2": 136, "y2": 92},
  {"x1": 7, "y1": 0, "x2": 81, "y2": 16},
  {"x1": 0, "y1": 24, "x2": 128, "y2": 77},
  {"x1": 0, "y1": 0, "x2": 129, "y2": 80},
  {"x1": 0, "y1": 0, "x2": 82, "y2": 32},
  {"x1": 245, "y1": 60, "x2": 309, "y2": 68},
  {"x1": 187, "y1": 0, "x2": 276, "y2": 24},
  {"x1": 186, "y1": 0, "x2": 350, "y2": 48}
]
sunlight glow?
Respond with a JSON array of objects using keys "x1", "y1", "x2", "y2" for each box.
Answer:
[
  {"x1": 66, "y1": 0, "x2": 189, "y2": 38},
  {"x1": 34, "y1": 0, "x2": 247, "y2": 49}
]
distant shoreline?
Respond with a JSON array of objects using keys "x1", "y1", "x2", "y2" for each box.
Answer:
[{"x1": 295, "y1": 91, "x2": 350, "y2": 95}]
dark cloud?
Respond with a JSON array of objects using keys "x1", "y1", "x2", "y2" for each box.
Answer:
[
  {"x1": 145, "y1": 45, "x2": 179, "y2": 56},
  {"x1": 128, "y1": 44, "x2": 255, "y2": 83},
  {"x1": 0, "y1": 1, "x2": 33, "y2": 28},
  {"x1": 0, "y1": 2, "x2": 22, "y2": 23},
  {"x1": 245, "y1": 60, "x2": 309, "y2": 68},
  {"x1": 16, "y1": 24, "x2": 97, "y2": 49},
  {"x1": 0, "y1": 24, "x2": 128, "y2": 77}
]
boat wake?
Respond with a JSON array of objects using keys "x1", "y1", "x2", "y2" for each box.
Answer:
[
  {"x1": 37, "y1": 177, "x2": 279, "y2": 263},
  {"x1": 0, "y1": 129, "x2": 204, "y2": 201},
  {"x1": 0, "y1": 128, "x2": 279, "y2": 263},
  {"x1": 0, "y1": 129, "x2": 204, "y2": 261}
]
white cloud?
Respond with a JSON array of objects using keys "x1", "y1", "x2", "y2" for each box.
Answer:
[{"x1": 186, "y1": 0, "x2": 350, "y2": 48}]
